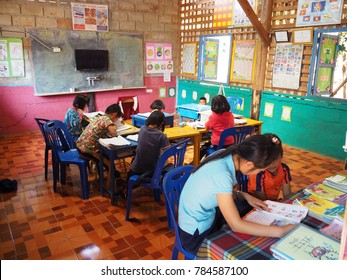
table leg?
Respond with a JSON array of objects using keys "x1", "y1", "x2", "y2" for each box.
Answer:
[
  {"x1": 99, "y1": 148, "x2": 104, "y2": 196},
  {"x1": 192, "y1": 134, "x2": 200, "y2": 166},
  {"x1": 109, "y1": 153, "x2": 117, "y2": 205}
]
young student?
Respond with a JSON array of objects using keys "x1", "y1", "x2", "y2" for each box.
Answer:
[
  {"x1": 178, "y1": 133, "x2": 297, "y2": 255},
  {"x1": 76, "y1": 103, "x2": 122, "y2": 163},
  {"x1": 64, "y1": 94, "x2": 88, "y2": 137},
  {"x1": 199, "y1": 96, "x2": 207, "y2": 105},
  {"x1": 150, "y1": 99, "x2": 166, "y2": 112},
  {"x1": 127, "y1": 110, "x2": 171, "y2": 179},
  {"x1": 247, "y1": 140, "x2": 292, "y2": 201},
  {"x1": 200, "y1": 95, "x2": 234, "y2": 159}
]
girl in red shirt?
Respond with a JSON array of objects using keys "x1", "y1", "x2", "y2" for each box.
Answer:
[{"x1": 200, "y1": 95, "x2": 234, "y2": 160}]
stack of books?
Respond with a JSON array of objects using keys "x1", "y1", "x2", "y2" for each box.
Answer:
[{"x1": 323, "y1": 174, "x2": 347, "y2": 192}]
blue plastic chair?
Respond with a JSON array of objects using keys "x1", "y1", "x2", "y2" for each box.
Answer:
[
  {"x1": 125, "y1": 138, "x2": 189, "y2": 228},
  {"x1": 35, "y1": 118, "x2": 53, "y2": 180},
  {"x1": 43, "y1": 120, "x2": 90, "y2": 200},
  {"x1": 206, "y1": 126, "x2": 255, "y2": 156},
  {"x1": 162, "y1": 165, "x2": 196, "y2": 260}
]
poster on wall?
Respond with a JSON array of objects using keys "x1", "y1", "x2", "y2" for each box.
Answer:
[
  {"x1": 230, "y1": 40, "x2": 257, "y2": 83},
  {"x1": 182, "y1": 43, "x2": 197, "y2": 74},
  {"x1": 203, "y1": 38, "x2": 219, "y2": 80},
  {"x1": 295, "y1": 0, "x2": 343, "y2": 27},
  {"x1": 71, "y1": 2, "x2": 108, "y2": 31},
  {"x1": 272, "y1": 43, "x2": 304, "y2": 90},
  {"x1": 0, "y1": 38, "x2": 24, "y2": 78},
  {"x1": 233, "y1": 0, "x2": 257, "y2": 27},
  {"x1": 145, "y1": 43, "x2": 173, "y2": 74}
]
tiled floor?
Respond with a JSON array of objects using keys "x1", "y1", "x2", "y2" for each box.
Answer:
[{"x1": 0, "y1": 130, "x2": 345, "y2": 260}]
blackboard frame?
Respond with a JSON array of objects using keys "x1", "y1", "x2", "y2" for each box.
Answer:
[{"x1": 29, "y1": 29, "x2": 144, "y2": 96}]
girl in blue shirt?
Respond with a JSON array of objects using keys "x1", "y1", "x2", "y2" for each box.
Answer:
[
  {"x1": 179, "y1": 133, "x2": 297, "y2": 255},
  {"x1": 64, "y1": 94, "x2": 88, "y2": 137}
]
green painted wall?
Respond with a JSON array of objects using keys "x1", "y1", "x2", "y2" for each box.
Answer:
[
  {"x1": 177, "y1": 79, "x2": 253, "y2": 117},
  {"x1": 260, "y1": 91, "x2": 347, "y2": 161}
]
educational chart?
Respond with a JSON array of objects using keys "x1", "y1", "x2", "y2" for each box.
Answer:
[
  {"x1": 145, "y1": 43, "x2": 173, "y2": 74},
  {"x1": 203, "y1": 38, "x2": 219, "y2": 80},
  {"x1": 233, "y1": 0, "x2": 257, "y2": 27},
  {"x1": 182, "y1": 43, "x2": 197, "y2": 74},
  {"x1": 272, "y1": 43, "x2": 303, "y2": 90},
  {"x1": 0, "y1": 38, "x2": 24, "y2": 78},
  {"x1": 231, "y1": 40, "x2": 257, "y2": 82},
  {"x1": 296, "y1": 0, "x2": 343, "y2": 27},
  {"x1": 71, "y1": 2, "x2": 108, "y2": 31}
]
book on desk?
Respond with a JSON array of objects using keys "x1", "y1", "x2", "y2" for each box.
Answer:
[
  {"x1": 99, "y1": 135, "x2": 131, "y2": 148},
  {"x1": 243, "y1": 200, "x2": 308, "y2": 226},
  {"x1": 270, "y1": 223, "x2": 340, "y2": 260}
]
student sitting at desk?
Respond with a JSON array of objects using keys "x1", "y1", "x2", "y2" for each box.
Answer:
[
  {"x1": 248, "y1": 139, "x2": 292, "y2": 201},
  {"x1": 64, "y1": 94, "x2": 88, "y2": 137},
  {"x1": 199, "y1": 96, "x2": 207, "y2": 105},
  {"x1": 200, "y1": 95, "x2": 234, "y2": 160},
  {"x1": 178, "y1": 133, "x2": 297, "y2": 255},
  {"x1": 123, "y1": 111, "x2": 171, "y2": 197},
  {"x1": 150, "y1": 99, "x2": 166, "y2": 112},
  {"x1": 76, "y1": 104, "x2": 123, "y2": 176}
]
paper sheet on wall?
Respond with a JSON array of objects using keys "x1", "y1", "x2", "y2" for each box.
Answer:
[{"x1": 272, "y1": 43, "x2": 303, "y2": 90}]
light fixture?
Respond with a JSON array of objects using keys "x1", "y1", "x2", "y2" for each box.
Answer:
[{"x1": 274, "y1": 30, "x2": 290, "y2": 43}]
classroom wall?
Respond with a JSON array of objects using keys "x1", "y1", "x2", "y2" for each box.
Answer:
[
  {"x1": 259, "y1": 91, "x2": 347, "y2": 161},
  {"x1": 0, "y1": 0, "x2": 179, "y2": 135}
]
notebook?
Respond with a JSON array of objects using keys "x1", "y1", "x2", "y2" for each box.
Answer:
[
  {"x1": 99, "y1": 135, "x2": 131, "y2": 147},
  {"x1": 270, "y1": 223, "x2": 340, "y2": 260}
]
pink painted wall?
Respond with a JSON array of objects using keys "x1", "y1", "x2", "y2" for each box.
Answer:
[{"x1": 0, "y1": 76, "x2": 177, "y2": 135}]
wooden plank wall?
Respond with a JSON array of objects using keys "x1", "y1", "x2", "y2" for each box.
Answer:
[{"x1": 179, "y1": 0, "x2": 347, "y2": 97}]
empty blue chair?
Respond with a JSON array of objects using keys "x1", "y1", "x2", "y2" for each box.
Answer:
[
  {"x1": 206, "y1": 126, "x2": 255, "y2": 157},
  {"x1": 35, "y1": 118, "x2": 52, "y2": 180},
  {"x1": 125, "y1": 138, "x2": 189, "y2": 228},
  {"x1": 43, "y1": 120, "x2": 90, "y2": 199},
  {"x1": 162, "y1": 165, "x2": 195, "y2": 260}
]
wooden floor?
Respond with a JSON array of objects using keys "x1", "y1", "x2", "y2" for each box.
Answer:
[{"x1": 0, "y1": 130, "x2": 345, "y2": 260}]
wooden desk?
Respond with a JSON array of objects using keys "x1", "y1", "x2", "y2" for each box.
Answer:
[
  {"x1": 195, "y1": 190, "x2": 329, "y2": 260},
  {"x1": 164, "y1": 126, "x2": 201, "y2": 166}
]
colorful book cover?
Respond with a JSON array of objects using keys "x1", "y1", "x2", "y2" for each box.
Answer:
[
  {"x1": 304, "y1": 183, "x2": 347, "y2": 206},
  {"x1": 295, "y1": 193, "x2": 345, "y2": 220},
  {"x1": 270, "y1": 224, "x2": 340, "y2": 260}
]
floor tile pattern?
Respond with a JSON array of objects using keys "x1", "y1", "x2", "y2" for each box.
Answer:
[{"x1": 0, "y1": 131, "x2": 344, "y2": 259}]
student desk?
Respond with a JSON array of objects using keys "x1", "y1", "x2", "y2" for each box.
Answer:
[
  {"x1": 195, "y1": 190, "x2": 328, "y2": 260},
  {"x1": 99, "y1": 126, "x2": 139, "y2": 205},
  {"x1": 164, "y1": 126, "x2": 201, "y2": 166},
  {"x1": 131, "y1": 112, "x2": 175, "y2": 128},
  {"x1": 176, "y1": 103, "x2": 211, "y2": 121}
]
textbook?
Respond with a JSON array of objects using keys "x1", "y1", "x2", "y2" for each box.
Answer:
[
  {"x1": 304, "y1": 182, "x2": 347, "y2": 206},
  {"x1": 116, "y1": 124, "x2": 132, "y2": 133},
  {"x1": 270, "y1": 223, "x2": 340, "y2": 260},
  {"x1": 294, "y1": 193, "x2": 345, "y2": 224},
  {"x1": 99, "y1": 135, "x2": 131, "y2": 148},
  {"x1": 186, "y1": 121, "x2": 206, "y2": 129},
  {"x1": 323, "y1": 173, "x2": 347, "y2": 192},
  {"x1": 126, "y1": 134, "x2": 139, "y2": 142},
  {"x1": 243, "y1": 200, "x2": 308, "y2": 225}
]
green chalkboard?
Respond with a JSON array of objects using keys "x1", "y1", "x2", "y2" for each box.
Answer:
[{"x1": 29, "y1": 29, "x2": 144, "y2": 95}]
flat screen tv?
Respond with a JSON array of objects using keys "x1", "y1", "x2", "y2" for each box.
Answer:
[{"x1": 75, "y1": 49, "x2": 109, "y2": 71}]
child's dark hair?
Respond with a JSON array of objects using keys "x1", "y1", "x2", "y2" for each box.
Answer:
[
  {"x1": 105, "y1": 103, "x2": 123, "y2": 118},
  {"x1": 145, "y1": 110, "x2": 165, "y2": 132},
  {"x1": 199, "y1": 97, "x2": 207, "y2": 102},
  {"x1": 73, "y1": 94, "x2": 88, "y2": 110},
  {"x1": 194, "y1": 133, "x2": 283, "y2": 173},
  {"x1": 211, "y1": 95, "x2": 230, "y2": 114},
  {"x1": 150, "y1": 99, "x2": 165, "y2": 110}
]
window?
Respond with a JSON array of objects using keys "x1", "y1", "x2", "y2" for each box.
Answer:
[
  {"x1": 198, "y1": 34, "x2": 232, "y2": 84},
  {"x1": 308, "y1": 28, "x2": 347, "y2": 100}
]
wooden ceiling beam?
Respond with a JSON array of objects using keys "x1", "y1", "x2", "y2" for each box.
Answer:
[{"x1": 236, "y1": 0, "x2": 271, "y2": 46}]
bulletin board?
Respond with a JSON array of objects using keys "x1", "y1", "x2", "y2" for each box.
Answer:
[
  {"x1": 29, "y1": 29, "x2": 144, "y2": 95},
  {"x1": 0, "y1": 38, "x2": 25, "y2": 78}
]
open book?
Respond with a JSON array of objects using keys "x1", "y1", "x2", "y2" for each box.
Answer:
[
  {"x1": 243, "y1": 200, "x2": 308, "y2": 225},
  {"x1": 99, "y1": 135, "x2": 131, "y2": 148},
  {"x1": 116, "y1": 124, "x2": 132, "y2": 133},
  {"x1": 270, "y1": 223, "x2": 340, "y2": 260},
  {"x1": 186, "y1": 121, "x2": 206, "y2": 129}
]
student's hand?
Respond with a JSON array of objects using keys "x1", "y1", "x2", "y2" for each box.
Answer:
[
  {"x1": 243, "y1": 192, "x2": 270, "y2": 211},
  {"x1": 280, "y1": 224, "x2": 297, "y2": 236},
  {"x1": 77, "y1": 109, "x2": 84, "y2": 115}
]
